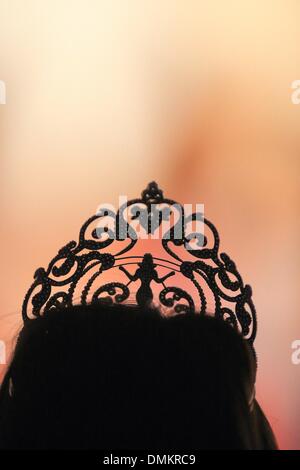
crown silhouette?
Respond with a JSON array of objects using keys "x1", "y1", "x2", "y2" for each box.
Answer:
[{"x1": 22, "y1": 182, "x2": 257, "y2": 349}]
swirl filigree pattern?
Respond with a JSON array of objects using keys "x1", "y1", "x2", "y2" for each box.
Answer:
[{"x1": 22, "y1": 181, "x2": 257, "y2": 352}]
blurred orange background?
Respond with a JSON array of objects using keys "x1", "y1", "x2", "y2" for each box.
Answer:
[{"x1": 0, "y1": 0, "x2": 299, "y2": 449}]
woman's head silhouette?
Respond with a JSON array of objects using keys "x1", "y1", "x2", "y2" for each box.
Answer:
[{"x1": 0, "y1": 303, "x2": 276, "y2": 449}]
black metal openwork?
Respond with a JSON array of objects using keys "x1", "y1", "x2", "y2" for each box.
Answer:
[{"x1": 22, "y1": 181, "x2": 257, "y2": 347}]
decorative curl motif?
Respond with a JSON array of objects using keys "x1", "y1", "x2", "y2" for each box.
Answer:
[{"x1": 22, "y1": 181, "x2": 257, "y2": 351}]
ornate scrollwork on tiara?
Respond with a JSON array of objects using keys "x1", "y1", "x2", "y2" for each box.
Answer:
[{"x1": 22, "y1": 181, "x2": 257, "y2": 348}]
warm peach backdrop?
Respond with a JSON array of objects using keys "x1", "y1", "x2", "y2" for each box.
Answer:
[{"x1": 0, "y1": 1, "x2": 299, "y2": 449}]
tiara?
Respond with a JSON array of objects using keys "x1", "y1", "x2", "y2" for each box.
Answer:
[{"x1": 22, "y1": 182, "x2": 257, "y2": 348}]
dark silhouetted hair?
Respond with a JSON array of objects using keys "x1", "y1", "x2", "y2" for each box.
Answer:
[{"x1": 0, "y1": 304, "x2": 277, "y2": 449}]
